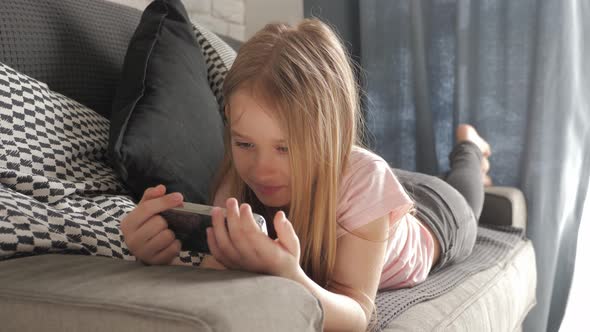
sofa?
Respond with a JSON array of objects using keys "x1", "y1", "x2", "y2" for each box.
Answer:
[{"x1": 0, "y1": 0, "x2": 537, "y2": 331}]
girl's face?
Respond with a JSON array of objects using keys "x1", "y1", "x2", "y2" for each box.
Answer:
[{"x1": 227, "y1": 88, "x2": 291, "y2": 208}]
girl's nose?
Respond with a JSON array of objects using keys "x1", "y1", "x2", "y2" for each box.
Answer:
[{"x1": 253, "y1": 151, "x2": 277, "y2": 176}]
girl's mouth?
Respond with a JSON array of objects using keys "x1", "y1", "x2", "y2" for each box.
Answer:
[{"x1": 255, "y1": 185, "x2": 284, "y2": 196}]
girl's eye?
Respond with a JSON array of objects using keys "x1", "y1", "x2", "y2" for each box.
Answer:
[
  {"x1": 235, "y1": 142, "x2": 254, "y2": 149},
  {"x1": 277, "y1": 146, "x2": 289, "y2": 153}
]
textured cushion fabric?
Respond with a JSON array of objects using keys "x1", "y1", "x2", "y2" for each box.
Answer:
[
  {"x1": 108, "y1": 0, "x2": 224, "y2": 204},
  {"x1": 0, "y1": 61, "x2": 205, "y2": 265},
  {"x1": 192, "y1": 23, "x2": 237, "y2": 109},
  {"x1": 0, "y1": 254, "x2": 324, "y2": 332},
  {"x1": 0, "y1": 0, "x2": 142, "y2": 119},
  {"x1": 0, "y1": 61, "x2": 126, "y2": 202},
  {"x1": 374, "y1": 226, "x2": 530, "y2": 329},
  {"x1": 0, "y1": 60, "x2": 133, "y2": 260},
  {"x1": 481, "y1": 186, "x2": 528, "y2": 231},
  {"x1": 382, "y1": 239, "x2": 536, "y2": 331}
]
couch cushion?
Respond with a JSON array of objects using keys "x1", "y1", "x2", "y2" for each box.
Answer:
[
  {"x1": 108, "y1": 0, "x2": 224, "y2": 204},
  {"x1": 0, "y1": 0, "x2": 142, "y2": 119},
  {"x1": 382, "y1": 239, "x2": 536, "y2": 331},
  {"x1": 192, "y1": 23, "x2": 237, "y2": 108},
  {"x1": 0, "y1": 254, "x2": 323, "y2": 332}
]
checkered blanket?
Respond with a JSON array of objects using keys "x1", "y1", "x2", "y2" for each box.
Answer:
[
  {"x1": 0, "y1": 60, "x2": 210, "y2": 264},
  {"x1": 0, "y1": 24, "x2": 232, "y2": 266}
]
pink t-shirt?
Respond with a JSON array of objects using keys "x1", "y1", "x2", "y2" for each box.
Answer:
[
  {"x1": 213, "y1": 146, "x2": 435, "y2": 289},
  {"x1": 336, "y1": 146, "x2": 435, "y2": 290}
]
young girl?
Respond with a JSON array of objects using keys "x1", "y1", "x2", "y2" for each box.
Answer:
[{"x1": 120, "y1": 19, "x2": 492, "y2": 331}]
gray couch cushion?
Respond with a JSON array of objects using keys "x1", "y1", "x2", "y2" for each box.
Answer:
[
  {"x1": 0, "y1": 254, "x2": 323, "y2": 332},
  {"x1": 0, "y1": 0, "x2": 142, "y2": 119},
  {"x1": 382, "y1": 239, "x2": 536, "y2": 331},
  {"x1": 0, "y1": 0, "x2": 241, "y2": 121},
  {"x1": 481, "y1": 186, "x2": 528, "y2": 231}
]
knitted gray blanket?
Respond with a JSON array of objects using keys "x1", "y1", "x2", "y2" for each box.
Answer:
[{"x1": 374, "y1": 225, "x2": 526, "y2": 330}]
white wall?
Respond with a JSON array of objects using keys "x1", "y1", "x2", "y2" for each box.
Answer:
[
  {"x1": 106, "y1": 0, "x2": 246, "y2": 41},
  {"x1": 245, "y1": 0, "x2": 303, "y2": 40},
  {"x1": 105, "y1": 0, "x2": 304, "y2": 41}
]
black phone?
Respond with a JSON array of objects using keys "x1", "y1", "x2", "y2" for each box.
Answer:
[{"x1": 160, "y1": 202, "x2": 268, "y2": 254}]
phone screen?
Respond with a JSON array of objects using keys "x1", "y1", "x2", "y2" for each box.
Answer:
[
  {"x1": 160, "y1": 209, "x2": 215, "y2": 253},
  {"x1": 160, "y1": 205, "x2": 268, "y2": 254}
]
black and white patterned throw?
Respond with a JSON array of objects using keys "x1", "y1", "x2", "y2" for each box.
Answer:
[{"x1": 0, "y1": 25, "x2": 234, "y2": 266}]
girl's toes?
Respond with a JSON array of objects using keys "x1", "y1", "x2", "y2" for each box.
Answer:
[
  {"x1": 483, "y1": 174, "x2": 493, "y2": 187},
  {"x1": 456, "y1": 123, "x2": 492, "y2": 158},
  {"x1": 481, "y1": 157, "x2": 490, "y2": 174},
  {"x1": 481, "y1": 141, "x2": 492, "y2": 158}
]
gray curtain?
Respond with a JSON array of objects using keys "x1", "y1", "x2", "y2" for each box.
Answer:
[{"x1": 358, "y1": 0, "x2": 590, "y2": 331}]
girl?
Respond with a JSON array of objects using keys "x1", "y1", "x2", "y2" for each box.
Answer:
[{"x1": 120, "y1": 19, "x2": 492, "y2": 331}]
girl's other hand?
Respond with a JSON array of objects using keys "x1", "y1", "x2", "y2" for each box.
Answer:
[
  {"x1": 120, "y1": 184, "x2": 184, "y2": 265},
  {"x1": 200, "y1": 255, "x2": 228, "y2": 270},
  {"x1": 207, "y1": 198, "x2": 302, "y2": 280}
]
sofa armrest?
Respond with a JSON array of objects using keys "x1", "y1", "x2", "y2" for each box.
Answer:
[
  {"x1": 479, "y1": 186, "x2": 527, "y2": 231},
  {"x1": 0, "y1": 255, "x2": 323, "y2": 332}
]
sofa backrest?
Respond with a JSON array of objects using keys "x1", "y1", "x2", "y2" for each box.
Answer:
[{"x1": 0, "y1": 0, "x2": 142, "y2": 119}]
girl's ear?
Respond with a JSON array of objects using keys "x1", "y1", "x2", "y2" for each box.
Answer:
[{"x1": 223, "y1": 105, "x2": 230, "y2": 125}]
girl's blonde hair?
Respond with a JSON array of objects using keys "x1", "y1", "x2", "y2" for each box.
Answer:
[{"x1": 210, "y1": 18, "x2": 364, "y2": 288}]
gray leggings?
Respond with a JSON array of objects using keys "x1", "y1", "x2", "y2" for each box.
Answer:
[{"x1": 393, "y1": 141, "x2": 483, "y2": 273}]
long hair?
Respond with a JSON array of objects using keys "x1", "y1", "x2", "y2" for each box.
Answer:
[{"x1": 210, "y1": 19, "x2": 364, "y2": 288}]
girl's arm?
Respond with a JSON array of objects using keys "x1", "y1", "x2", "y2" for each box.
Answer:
[
  {"x1": 292, "y1": 215, "x2": 389, "y2": 332},
  {"x1": 207, "y1": 198, "x2": 389, "y2": 331},
  {"x1": 121, "y1": 185, "x2": 185, "y2": 266}
]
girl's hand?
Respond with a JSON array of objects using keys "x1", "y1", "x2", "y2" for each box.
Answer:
[
  {"x1": 207, "y1": 198, "x2": 302, "y2": 280},
  {"x1": 200, "y1": 255, "x2": 227, "y2": 270},
  {"x1": 120, "y1": 184, "x2": 184, "y2": 265}
]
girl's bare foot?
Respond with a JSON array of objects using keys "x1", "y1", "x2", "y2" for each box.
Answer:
[{"x1": 456, "y1": 124, "x2": 493, "y2": 186}]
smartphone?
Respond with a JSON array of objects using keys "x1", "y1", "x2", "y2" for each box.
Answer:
[{"x1": 160, "y1": 202, "x2": 268, "y2": 253}]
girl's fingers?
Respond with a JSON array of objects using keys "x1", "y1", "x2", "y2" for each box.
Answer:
[
  {"x1": 207, "y1": 227, "x2": 237, "y2": 269},
  {"x1": 206, "y1": 198, "x2": 299, "y2": 275},
  {"x1": 140, "y1": 184, "x2": 166, "y2": 203},
  {"x1": 225, "y1": 202, "x2": 258, "y2": 238},
  {"x1": 229, "y1": 203, "x2": 261, "y2": 265},
  {"x1": 149, "y1": 239, "x2": 181, "y2": 265},
  {"x1": 211, "y1": 204, "x2": 241, "y2": 265},
  {"x1": 224, "y1": 198, "x2": 241, "y2": 239},
  {"x1": 125, "y1": 215, "x2": 169, "y2": 251},
  {"x1": 239, "y1": 203, "x2": 261, "y2": 233},
  {"x1": 219, "y1": 199, "x2": 265, "y2": 270},
  {"x1": 137, "y1": 227, "x2": 177, "y2": 259},
  {"x1": 250, "y1": 231, "x2": 279, "y2": 261},
  {"x1": 125, "y1": 193, "x2": 184, "y2": 233},
  {"x1": 273, "y1": 211, "x2": 300, "y2": 258},
  {"x1": 225, "y1": 199, "x2": 260, "y2": 238}
]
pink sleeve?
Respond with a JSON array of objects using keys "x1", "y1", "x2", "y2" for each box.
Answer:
[{"x1": 336, "y1": 159, "x2": 413, "y2": 238}]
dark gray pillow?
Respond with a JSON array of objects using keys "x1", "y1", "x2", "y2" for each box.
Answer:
[{"x1": 108, "y1": 0, "x2": 223, "y2": 204}]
